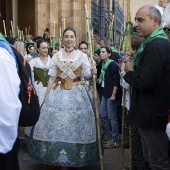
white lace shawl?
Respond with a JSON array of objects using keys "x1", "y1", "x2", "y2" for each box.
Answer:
[{"x1": 48, "y1": 49, "x2": 91, "y2": 78}]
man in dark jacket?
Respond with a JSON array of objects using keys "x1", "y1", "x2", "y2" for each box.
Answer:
[{"x1": 122, "y1": 5, "x2": 170, "y2": 169}]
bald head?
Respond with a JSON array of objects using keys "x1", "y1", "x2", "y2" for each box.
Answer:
[
  {"x1": 137, "y1": 5, "x2": 162, "y2": 25},
  {"x1": 134, "y1": 5, "x2": 161, "y2": 38}
]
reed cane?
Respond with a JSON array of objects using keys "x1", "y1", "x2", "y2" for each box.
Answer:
[
  {"x1": 28, "y1": 26, "x2": 30, "y2": 35},
  {"x1": 125, "y1": 0, "x2": 133, "y2": 166},
  {"x1": 59, "y1": 27, "x2": 62, "y2": 50},
  {"x1": 121, "y1": 88, "x2": 126, "y2": 169},
  {"x1": 85, "y1": 4, "x2": 104, "y2": 170},
  {"x1": 91, "y1": 29, "x2": 94, "y2": 53},
  {"x1": 11, "y1": 21, "x2": 14, "y2": 37},
  {"x1": 128, "y1": 86, "x2": 132, "y2": 170},
  {"x1": 53, "y1": 21, "x2": 56, "y2": 52},
  {"x1": 3, "y1": 20, "x2": 7, "y2": 36}
]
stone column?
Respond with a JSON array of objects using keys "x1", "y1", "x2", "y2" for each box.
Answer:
[{"x1": 35, "y1": 0, "x2": 50, "y2": 36}]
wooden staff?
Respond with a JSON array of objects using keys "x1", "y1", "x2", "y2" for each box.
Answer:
[
  {"x1": 53, "y1": 21, "x2": 55, "y2": 38},
  {"x1": 20, "y1": 30, "x2": 21, "y2": 40},
  {"x1": 121, "y1": 88, "x2": 126, "y2": 170},
  {"x1": 53, "y1": 21, "x2": 56, "y2": 51},
  {"x1": 126, "y1": 0, "x2": 132, "y2": 170},
  {"x1": 85, "y1": 4, "x2": 104, "y2": 170},
  {"x1": 60, "y1": 27, "x2": 62, "y2": 37},
  {"x1": 76, "y1": 36, "x2": 79, "y2": 49},
  {"x1": 91, "y1": 28, "x2": 94, "y2": 53},
  {"x1": 22, "y1": 30, "x2": 24, "y2": 41},
  {"x1": 28, "y1": 26, "x2": 30, "y2": 35},
  {"x1": 3, "y1": 20, "x2": 7, "y2": 35},
  {"x1": 118, "y1": 26, "x2": 123, "y2": 53},
  {"x1": 18, "y1": 29, "x2": 20, "y2": 39},
  {"x1": 25, "y1": 27, "x2": 27, "y2": 36},
  {"x1": 59, "y1": 26, "x2": 62, "y2": 49},
  {"x1": 50, "y1": 36, "x2": 52, "y2": 45},
  {"x1": 17, "y1": 26, "x2": 19, "y2": 37},
  {"x1": 125, "y1": 1, "x2": 132, "y2": 52},
  {"x1": 63, "y1": 18, "x2": 66, "y2": 29},
  {"x1": 11, "y1": 21, "x2": 14, "y2": 37},
  {"x1": 114, "y1": 31, "x2": 116, "y2": 45},
  {"x1": 108, "y1": 15, "x2": 114, "y2": 46}
]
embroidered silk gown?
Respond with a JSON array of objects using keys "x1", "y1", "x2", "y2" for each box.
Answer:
[{"x1": 27, "y1": 49, "x2": 99, "y2": 167}]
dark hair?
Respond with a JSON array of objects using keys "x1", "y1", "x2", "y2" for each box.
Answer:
[
  {"x1": 28, "y1": 45, "x2": 34, "y2": 50},
  {"x1": 6, "y1": 36, "x2": 16, "y2": 45},
  {"x1": 55, "y1": 46, "x2": 59, "y2": 51},
  {"x1": 45, "y1": 28, "x2": 49, "y2": 32},
  {"x1": 131, "y1": 34, "x2": 143, "y2": 51},
  {"x1": 93, "y1": 35, "x2": 100, "y2": 44},
  {"x1": 100, "y1": 37, "x2": 108, "y2": 45},
  {"x1": 33, "y1": 36, "x2": 43, "y2": 42},
  {"x1": 36, "y1": 39, "x2": 46, "y2": 48},
  {"x1": 100, "y1": 46, "x2": 113, "y2": 57},
  {"x1": 46, "y1": 38, "x2": 51, "y2": 44},
  {"x1": 78, "y1": 41, "x2": 88, "y2": 49},
  {"x1": 63, "y1": 27, "x2": 76, "y2": 37}
]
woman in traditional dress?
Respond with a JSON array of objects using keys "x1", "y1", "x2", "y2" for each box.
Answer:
[
  {"x1": 24, "y1": 39, "x2": 51, "y2": 136},
  {"x1": 27, "y1": 27, "x2": 99, "y2": 169},
  {"x1": 28, "y1": 39, "x2": 51, "y2": 105}
]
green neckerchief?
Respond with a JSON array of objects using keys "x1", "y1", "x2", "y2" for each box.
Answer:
[
  {"x1": 94, "y1": 45, "x2": 101, "y2": 54},
  {"x1": 133, "y1": 28, "x2": 168, "y2": 71},
  {"x1": 111, "y1": 46, "x2": 117, "y2": 53},
  {"x1": 32, "y1": 50, "x2": 38, "y2": 54},
  {"x1": 25, "y1": 40, "x2": 33, "y2": 43},
  {"x1": 0, "y1": 33, "x2": 8, "y2": 43},
  {"x1": 97, "y1": 59, "x2": 112, "y2": 84}
]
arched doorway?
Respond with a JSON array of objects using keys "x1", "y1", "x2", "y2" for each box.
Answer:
[
  {"x1": 18, "y1": 0, "x2": 35, "y2": 36},
  {"x1": 0, "y1": 0, "x2": 12, "y2": 35}
]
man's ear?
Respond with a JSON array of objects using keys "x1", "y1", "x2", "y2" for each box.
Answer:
[{"x1": 153, "y1": 17, "x2": 159, "y2": 26}]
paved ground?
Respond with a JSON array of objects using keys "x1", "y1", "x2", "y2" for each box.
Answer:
[{"x1": 19, "y1": 140, "x2": 130, "y2": 170}]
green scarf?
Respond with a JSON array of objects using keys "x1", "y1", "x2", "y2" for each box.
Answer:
[
  {"x1": 0, "y1": 33, "x2": 8, "y2": 43},
  {"x1": 97, "y1": 59, "x2": 112, "y2": 84},
  {"x1": 133, "y1": 28, "x2": 168, "y2": 71},
  {"x1": 94, "y1": 45, "x2": 101, "y2": 54},
  {"x1": 111, "y1": 46, "x2": 117, "y2": 53}
]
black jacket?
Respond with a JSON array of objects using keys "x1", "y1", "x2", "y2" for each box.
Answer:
[
  {"x1": 124, "y1": 38, "x2": 170, "y2": 130},
  {"x1": 102, "y1": 61, "x2": 121, "y2": 101}
]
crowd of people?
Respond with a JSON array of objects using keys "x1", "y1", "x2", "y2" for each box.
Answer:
[{"x1": 0, "y1": 4, "x2": 170, "y2": 170}]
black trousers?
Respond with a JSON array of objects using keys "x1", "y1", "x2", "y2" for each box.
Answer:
[
  {"x1": 139, "y1": 128, "x2": 170, "y2": 170},
  {"x1": 0, "y1": 138, "x2": 20, "y2": 170}
]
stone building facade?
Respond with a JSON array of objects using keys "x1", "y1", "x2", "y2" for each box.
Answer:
[
  {"x1": 118, "y1": 0, "x2": 170, "y2": 23},
  {"x1": 34, "y1": 0, "x2": 91, "y2": 40}
]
